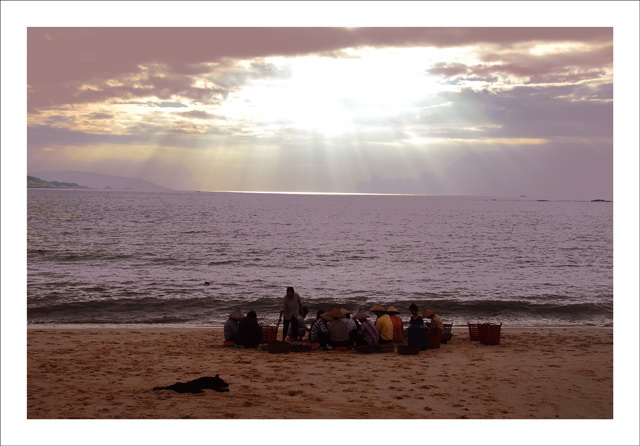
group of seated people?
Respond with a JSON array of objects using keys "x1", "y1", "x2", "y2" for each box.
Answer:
[{"x1": 223, "y1": 304, "x2": 444, "y2": 349}]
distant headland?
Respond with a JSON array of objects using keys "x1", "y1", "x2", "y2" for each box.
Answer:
[
  {"x1": 27, "y1": 175, "x2": 88, "y2": 189},
  {"x1": 27, "y1": 171, "x2": 173, "y2": 192}
]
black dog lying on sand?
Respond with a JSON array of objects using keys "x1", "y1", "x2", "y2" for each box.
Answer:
[{"x1": 153, "y1": 374, "x2": 230, "y2": 394}]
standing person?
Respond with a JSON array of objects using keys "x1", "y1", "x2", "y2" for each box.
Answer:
[
  {"x1": 223, "y1": 309, "x2": 244, "y2": 342},
  {"x1": 236, "y1": 311, "x2": 263, "y2": 348},
  {"x1": 280, "y1": 286, "x2": 302, "y2": 342},
  {"x1": 370, "y1": 304, "x2": 393, "y2": 344},
  {"x1": 386, "y1": 306, "x2": 405, "y2": 342}
]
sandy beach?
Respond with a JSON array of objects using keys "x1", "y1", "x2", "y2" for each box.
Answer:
[{"x1": 26, "y1": 327, "x2": 613, "y2": 420}]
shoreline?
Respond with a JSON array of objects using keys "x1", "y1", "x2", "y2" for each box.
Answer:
[{"x1": 26, "y1": 323, "x2": 614, "y2": 330}]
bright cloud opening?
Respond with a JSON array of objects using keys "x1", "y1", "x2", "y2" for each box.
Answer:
[{"x1": 219, "y1": 48, "x2": 444, "y2": 138}]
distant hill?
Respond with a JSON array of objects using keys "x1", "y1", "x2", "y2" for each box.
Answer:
[
  {"x1": 28, "y1": 171, "x2": 173, "y2": 192},
  {"x1": 28, "y1": 175, "x2": 88, "y2": 189}
]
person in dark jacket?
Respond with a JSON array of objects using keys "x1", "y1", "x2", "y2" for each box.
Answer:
[{"x1": 236, "y1": 311, "x2": 263, "y2": 348}]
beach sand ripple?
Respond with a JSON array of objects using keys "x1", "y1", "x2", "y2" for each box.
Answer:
[{"x1": 27, "y1": 327, "x2": 612, "y2": 419}]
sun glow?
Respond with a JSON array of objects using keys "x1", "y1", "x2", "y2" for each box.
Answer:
[{"x1": 219, "y1": 48, "x2": 443, "y2": 138}]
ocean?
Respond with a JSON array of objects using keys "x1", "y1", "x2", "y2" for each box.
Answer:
[{"x1": 27, "y1": 189, "x2": 613, "y2": 328}]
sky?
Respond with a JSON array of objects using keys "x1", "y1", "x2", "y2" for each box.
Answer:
[
  {"x1": 26, "y1": 26, "x2": 617, "y2": 199},
  {"x1": 3, "y1": 2, "x2": 640, "y2": 446}
]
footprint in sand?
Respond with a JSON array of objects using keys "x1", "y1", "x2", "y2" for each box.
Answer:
[{"x1": 286, "y1": 390, "x2": 303, "y2": 397}]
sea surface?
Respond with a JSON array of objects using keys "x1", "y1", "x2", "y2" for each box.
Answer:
[{"x1": 27, "y1": 189, "x2": 613, "y2": 328}]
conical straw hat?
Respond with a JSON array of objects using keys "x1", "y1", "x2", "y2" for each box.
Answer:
[
  {"x1": 386, "y1": 306, "x2": 400, "y2": 314},
  {"x1": 370, "y1": 304, "x2": 387, "y2": 312},
  {"x1": 229, "y1": 309, "x2": 245, "y2": 320},
  {"x1": 353, "y1": 310, "x2": 370, "y2": 320},
  {"x1": 422, "y1": 309, "x2": 435, "y2": 318}
]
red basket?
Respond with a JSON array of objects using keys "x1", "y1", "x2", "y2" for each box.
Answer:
[
  {"x1": 467, "y1": 323, "x2": 480, "y2": 341},
  {"x1": 261, "y1": 325, "x2": 278, "y2": 341},
  {"x1": 426, "y1": 327, "x2": 441, "y2": 349},
  {"x1": 478, "y1": 323, "x2": 502, "y2": 345}
]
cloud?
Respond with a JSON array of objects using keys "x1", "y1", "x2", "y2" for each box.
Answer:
[
  {"x1": 87, "y1": 112, "x2": 115, "y2": 120},
  {"x1": 27, "y1": 125, "x2": 147, "y2": 149},
  {"x1": 155, "y1": 101, "x2": 188, "y2": 108},
  {"x1": 28, "y1": 28, "x2": 612, "y2": 111},
  {"x1": 24, "y1": 27, "x2": 615, "y2": 198},
  {"x1": 427, "y1": 43, "x2": 612, "y2": 88},
  {"x1": 428, "y1": 85, "x2": 613, "y2": 141},
  {"x1": 180, "y1": 110, "x2": 218, "y2": 120}
]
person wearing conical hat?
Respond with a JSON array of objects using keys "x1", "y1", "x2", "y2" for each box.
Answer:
[
  {"x1": 370, "y1": 304, "x2": 393, "y2": 344},
  {"x1": 325, "y1": 307, "x2": 351, "y2": 348},
  {"x1": 340, "y1": 307, "x2": 357, "y2": 345},
  {"x1": 353, "y1": 310, "x2": 379, "y2": 346},
  {"x1": 386, "y1": 306, "x2": 405, "y2": 342},
  {"x1": 422, "y1": 309, "x2": 444, "y2": 331},
  {"x1": 309, "y1": 309, "x2": 330, "y2": 348},
  {"x1": 224, "y1": 309, "x2": 244, "y2": 342}
]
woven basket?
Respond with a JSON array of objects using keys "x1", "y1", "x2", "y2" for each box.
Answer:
[
  {"x1": 265, "y1": 343, "x2": 290, "y2": 354},
  {"x1": 397, "y1": 344, "x2": 420, "y2": 355},
  {"x1": 441, "y1": 323, "x2": 453, "y2": 343},
  {"x1": 375, "y1": 344, "x2": 395, "y2": 353},
  {"x1": 261, "y1": 325, "x2": 278, "y2": 342},
  {"x1": 478, "y1": 323, "x2": 502, "y2": 345},
  {"x1": 355, "y1": 345, "x2": 376, "y2": 354},
  {"x1": 290, "y1": 343, "x2": 313, "y2": 352},
  {"x1": 467, "y1": 323, "x2": 480, "y2": 341}
]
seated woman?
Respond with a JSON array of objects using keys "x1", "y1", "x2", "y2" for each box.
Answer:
[
  {"x1": 287, "y1": 306, "x2": 310, "y2": 341},
  {"x1": 404, "y1": 303, "x2": 423, "y2": 338},
  {"x1": 341, "y1": 308, "x2": 358, "y2": 346},
  {"x1": 386, "y1": 306, "x2": 405, "y2": 342},
  {"x1": 371, "y1": 304, "x2": 394, "y2": 344},
  {"x1": 353, "y1": 310, "x2": 379, "y2": 346},
  {"x1": 422, "y1": 309, "x2": 444, "y2": 332},
  {"x1": 408, "y1": 303, "x2": 423, "y2": 325},
  {"x1": 224, "y1": 309, "x2": 244, "y2": 342},
  {"x1": 325, "y1": 307, "x2": 351, "y2": 348},
  {"x1": 309, "y1": 309, "x2": 330, "y2": 348},
  {"x1": 236, "y1": 311, "x2": 263, "y2": 348}
]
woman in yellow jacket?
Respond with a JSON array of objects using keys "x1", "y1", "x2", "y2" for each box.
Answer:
[
  {"x1": 370, "y1": 304, "x2": 393, "y2": 344},
  {"x1": 386, "y1": 306, "x2": 405, "y2": 342}
]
